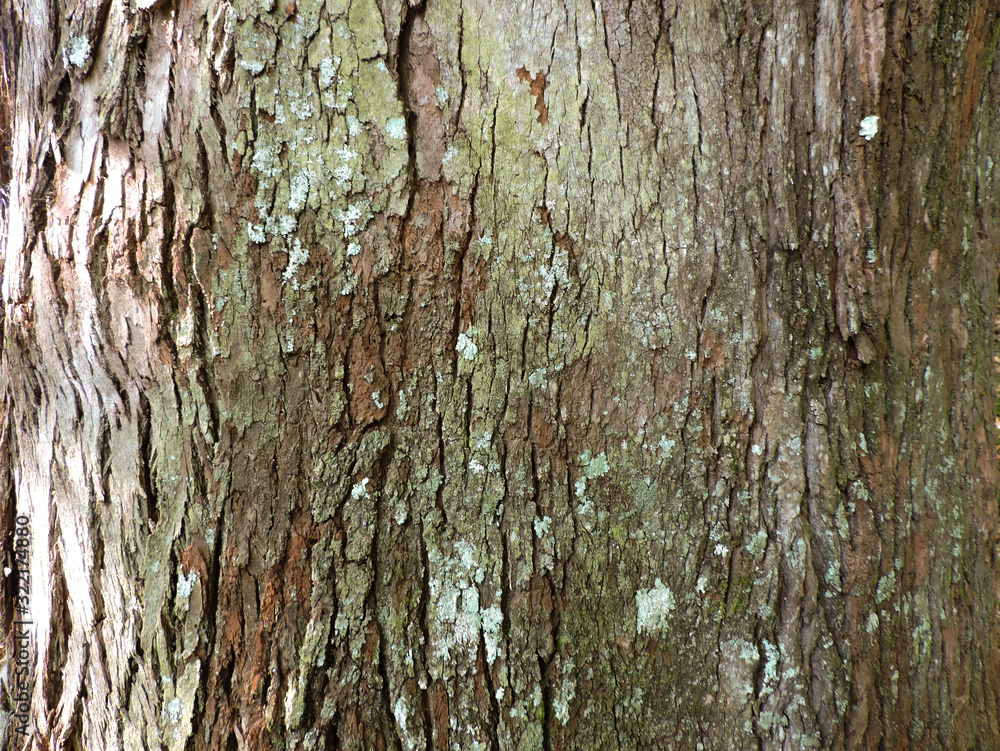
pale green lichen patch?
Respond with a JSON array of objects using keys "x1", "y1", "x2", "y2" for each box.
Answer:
[
  {"x1": 580, "y1": 450, "x2": 610, "y2": 479},
  {"x1": 746, "y1": 529, "x2": 768, "y2": 557},
  {"x1": 385, "y1": 117, "x2": 407, "y2": 140},
  {"x1": 160, "y1": 660, "x2": 201, "y2": 751},
  {"x1": 635, "y1": 578, "x2": 676, "y2": 633},
  {"x1": 66, "y1": 36, "x2": 92, "y2": 67},
  {"x1": 876, "y1": 571, "x2": 897, "y2": 604},
  {"x1": 866, "y1": 612, "x2": 880, "y2": 633},
  {"x1": 657, "y1": 435, "x2": 676, "y2": 457},
  {"x1": 456, "y1": 329, "x2": 479, "y2": 360},
  {"x1": 227, "y1": 6, "x2": 415, "y2": 354},
  {"x1": 553, "y1": 659, "x2": 576, "y2": 725},
  {"x1": 481, "y1": 605, "x2": 503, "y2": 664},
  {"x1": 425, "y1": 541, "x2": 501, "y2": 676},
  {"x1": 393, "y1": 696, "x2": 419, "y2": 751}
]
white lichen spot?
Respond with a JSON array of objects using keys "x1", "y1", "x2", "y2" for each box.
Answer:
[
  {"x1": 177, "y1": 570, "x2": 198, "y2": 598},
  {"x1": 635, "y1": 578, "x2": 675, "y2": 633},
  {"x1": 859, "y1": 115, "x2": 879, "y2": 141},
  {"x1": 290, "y1": 97, "x2": 313, "y2": 121},
  {"x1": 427, "y1": 544, "x2": 493, "y2": 665},
  {"x1": 282, "y1": 239, "x2": 310, "y2": 289},
  {"x1": 739, "y1": 640, "x2": 758, "y2": 662},
  {"x1": 866, "y1": 612, "x2": 879, "y2": 633},
  {"x1": 533, "y1": 516, "x2": 552, "y2": 538},
  {"x1": 875, "y1": 571, "x2": 896, "y2": 604},
  {"x1": 347, "y1": 242, "x2": 361, "y2": 257},
  {"x1": 825, "y1": 560, "x2": 841, "y2": 590},
  {"x1": 751, "y1": 444, "x2": 763, "y2": 456},
  {"x1": 334, "y1": 146, "x2": 358, "y2": 183},
  {"x1": 165, "y1": 696, "x2": 183, "y2": 725},
  {"x1": 351, "y1": 478, "x2": 370, "y2": 500},
  {"x1": 468, "y1": 458, "x2": 485, "y2": 476},
  {"x1": 347, "y1": 115, "x2": 363, "y2": 136},
  {"x1": 319, "y1": 57, "x2": 339, "y2": 88},
  {"x1": 858, "y1": 432, "x2": 868, "y2": 453},
  {"x1": 456, "y1": 330, "x2": 478, "y2": 360},
  {"x1": 372, "y1": 390, "x2": 385, "y2": 409},
  {"x1": 580, "y1": 450, "x2": 610, "y2": 479},
  {"x1": 761, "y1": 640, "x2": 780, "y2": 694},
  {"x1": 288, "y1": 169, "x2": 314, "y2": 211},
  {"x1": 284, "y1": 682, "x2": 301, "y2": 728},
  {"x1": 695, "y1": 575, "x2": 709, "y2": 594},
  {"x1": 334, "y1": 163, "x2": 354, "y2": 186},
  {"x1": 528, "y1": 368, "x2": 548, "y2": 388},
  {"x1": 393, "y1": 697, "x2": 417, "y2": 751},
  {"x1": 852, "y1": 479, "x2": 870, "y2": 501},
  {"x1": 788, "y1": 537, "x2": 806, "y2": 571},
  {"x1": 714, "y1": 543, "x2": 730, "y2": 557},
  {"x1": 481, "y1": 606, "x2": 503, "y2": 663},
  {"x1": 386, "y1": 117, "x2": 407, "y2": 140},
  {"x1": 758, "y1": 711, "x2": 787, "y2": 731},
  {"x1": 277, "y1": 215, "x2": 297, "y2": 236},
  {"x1": 176, "y1": 308, "x2": 196, "y2": 349},
  {"x1": 436, "y1": 84, "x2": 449, "y2": 106},
  {"x1": 657, "y1": 436, "x2": 675, "y2": 456},
  {"x1": 252, "y1": 145, "x2": 282, "y2": 178},
  {"x1": 339, "y1": 203, "x2": 366, "y2": 237},
  {"x1": 240, "y1": 59, "x2": 265, "y2": 74},
  {"x1": 553, "y1": 661, "x2": 576, "y2": 725},
  {"x1": 452, "y1": 590, "x2": 481, "y2": 653},
  {"x1": 539, "y1": 246, "x2": 571, "y2": 297},
  {"x1": 66, "y1": 36, "x2": 92, "y2": 67}
]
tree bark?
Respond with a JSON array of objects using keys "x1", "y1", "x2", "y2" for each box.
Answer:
[{"x1": 2, "y1": 0, "x2": 1000, "y2": 749}]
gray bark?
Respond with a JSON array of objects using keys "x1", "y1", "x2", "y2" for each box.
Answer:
[{"x1": 2, "y1": 0, "x2": 1000, "y2": 749}]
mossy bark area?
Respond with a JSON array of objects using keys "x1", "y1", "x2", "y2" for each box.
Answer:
[{"x1": 2, "y1": 0, "x2": 1000, "y2": 749}]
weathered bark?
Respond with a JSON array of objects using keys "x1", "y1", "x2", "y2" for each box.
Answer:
[{"x1": 2, "y1": 0, "x2": 1000, "y2": 749}]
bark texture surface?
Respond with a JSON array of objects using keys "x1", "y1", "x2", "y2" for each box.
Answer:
[{"x1": 2, "y1": 0, "x2": 1000, "y2": 749}]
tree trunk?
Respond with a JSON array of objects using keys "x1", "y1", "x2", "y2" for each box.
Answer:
[{"x1": 2, "y1": 0, "x2": 1000, "y2": 748}]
